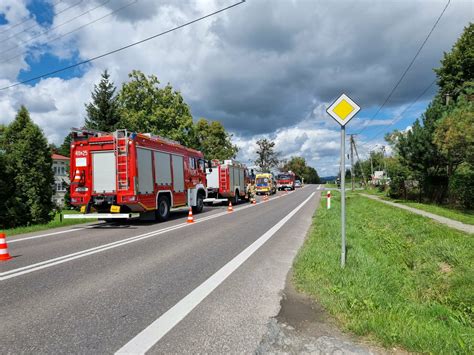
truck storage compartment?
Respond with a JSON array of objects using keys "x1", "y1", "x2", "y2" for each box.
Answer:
[{"x1": 92, "y1": 151, "x2": 116, "y2": 193}]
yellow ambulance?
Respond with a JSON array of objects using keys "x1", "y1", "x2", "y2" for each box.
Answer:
[{"x1": 255, "y1": 173, "x2": 277, "y2": 195}]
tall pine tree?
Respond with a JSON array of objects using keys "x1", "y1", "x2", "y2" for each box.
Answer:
[
  {"x1": 85, "y1": 70, "x2": 120, "y2": 132},
  {"x1": 4, "y1": 106, "x2": 55, "y2": 226}
]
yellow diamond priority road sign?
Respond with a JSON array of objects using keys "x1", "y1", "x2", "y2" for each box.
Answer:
[{"x1": 326, "y1": 93, "x2": 360, "y2": 126}]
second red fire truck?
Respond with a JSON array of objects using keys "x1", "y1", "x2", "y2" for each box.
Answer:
[
  {"x1": 65, "y1": 128, "x2": 209, "y2": 222},
  {"x1": 204, "y1": 159, "x2": 249, "y2": 205},
  {"x1": 276, "y1": 171, "x2": 296, "y2": 190}
]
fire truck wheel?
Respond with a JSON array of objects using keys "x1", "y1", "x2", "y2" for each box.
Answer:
[
  {"x1": 192, "y1": 193, "x2": 204, "y2": 214},
  {"x1": 156, "y1": 196, "x2": 171, "y2": 221}
]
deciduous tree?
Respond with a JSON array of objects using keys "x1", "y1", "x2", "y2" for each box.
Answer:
[
  {"x1": 117, "y1": 70, "x2": 194, "y2": 145},
  {"x1": 254, "y1": 138, "x2": 279, "y2": 172},
  {"x1": 191, "y1": 118, "x2": 238, "y2": 160}
]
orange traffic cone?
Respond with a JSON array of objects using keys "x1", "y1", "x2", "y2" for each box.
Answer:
[
  {"x1": 252, "y1": 199, "x2": 257, "y2": 205},
  {"x1": 0, "y1": 233, "x2": 12, "y2": 261},
  {"x1": 264, "y1": 195, "x2": 269, "y2": 202},
  {"x1": 227, "y1": 201, "x2": 234, "y2": 213},
  {"x1": 187, "y1": 208, "x2": 194, "y2": 223},
  {"x1": 73, "y1": 169, "x2": 81, "y2": 183}
]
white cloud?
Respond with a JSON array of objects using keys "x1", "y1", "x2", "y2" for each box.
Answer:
[{"x1": 0, "y1": 0, "x2": 471, "y2": 175}]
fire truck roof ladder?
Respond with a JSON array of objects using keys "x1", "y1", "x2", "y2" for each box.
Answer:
[
  {"x1": 114, "y1": 132, "x2": 129, "y2": 191},
  {"x1": 71, "y1": 127, "x2": 108, "y2": 138},
  {"x1": 142, "y1": 133, "x2": 180, "y2": 146}
]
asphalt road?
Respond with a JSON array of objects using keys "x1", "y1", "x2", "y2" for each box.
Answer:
[{"x1": 0, "y1": 185, "x2": 320, "y2": 354}]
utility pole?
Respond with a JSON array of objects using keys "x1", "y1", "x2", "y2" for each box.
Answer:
[
  {"x1": 370, "y1": 151, "x2": 374, "y2": 178},
  {"x1": 353, "y1": 137, "x2": 367, "y2": 186},
  {"x1": 350, "y1": 135, "x2": 355, "y2": 191},
  {"x1": 381, "y1": 146, "x2": 387, "y2": 178}
]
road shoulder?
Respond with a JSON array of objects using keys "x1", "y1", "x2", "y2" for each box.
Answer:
[
  {"x1": 149, "y1": 188, "x2": 320, "y2": 353},
  {"x1": 257, "y1": 271, "x2": 384, "y2": 354}
]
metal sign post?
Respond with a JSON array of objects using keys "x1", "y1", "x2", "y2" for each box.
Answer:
[
  {"x1": 340, "y1": 125, "x2": 346, "y2": 267},
  {"x1": 326, "y1": 93, "x2": 360, "y2": 268}
]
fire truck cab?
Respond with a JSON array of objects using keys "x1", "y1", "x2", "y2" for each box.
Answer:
[
  {"x1": 65, "y1": 128, "x2": 208, "y2": 222},
  {"x1": 276, "y1": 171, "x2": 296, "y2": 190}
]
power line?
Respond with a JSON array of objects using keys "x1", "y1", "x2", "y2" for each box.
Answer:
[
  {"x1": 0, "y1": 0, "x2": 246, "y2": 91},
  {"x1": 1, "y1": 1, "x2": 138, "y2": 64},
  {"x1": 0, "y1": 0, "x2": 84, "y2": 45},
  {"x1": 355, "y1": 0, "x2": 450, "y2": 135},
  {"x1": 0, "y1": 0, "x2": 111, "y2": 60},
  {"x1": 0, "y1": 0, "x2": 65, "y2": 36},
  {"x1": 358, "y1": 79, "x2": 436, "y2": 153}
]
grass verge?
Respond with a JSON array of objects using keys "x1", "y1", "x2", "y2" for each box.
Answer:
[
  {"x1": 294, "y1": 191, "x2": 474, "y2": 354},
  {"x1": 2, "y1": 211, "x2": 96, "y2": 237}
]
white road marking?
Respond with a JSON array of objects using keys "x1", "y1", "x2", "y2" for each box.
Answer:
[
  {"x1": 7, "y1": 192, "x2": 289, "y2": 245},
  {"x1": 0, "y1": 188, "x2": 300, "y2": 281},
  {"x1": 8, "y1": 227, "x2": 88, "y2": 244},
  {"x1": 115, "y1": 192, "x2": 315, "y2": 354}
]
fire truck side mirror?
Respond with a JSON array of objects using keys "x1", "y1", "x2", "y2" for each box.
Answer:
[{"x1": 207, "y1": 160, "x2": 212, "y2": 173}]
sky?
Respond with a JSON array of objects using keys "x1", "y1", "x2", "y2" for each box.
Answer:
[{"x1": 0, "y1": 0, "x2": 472, "y2": 176}]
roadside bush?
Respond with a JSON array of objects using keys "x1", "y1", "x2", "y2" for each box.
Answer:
[{"x1": 449, "y1": 163, "x2": 474, "y2": 209}]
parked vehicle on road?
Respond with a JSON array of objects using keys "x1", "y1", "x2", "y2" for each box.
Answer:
[
  {"x1": 66, "y1": 128, "x2": 209, "y2": 222},
  {"x1": 294, "y1": 180, "x2": 302, "y2": 188},
  {"x1": 276, "y1": 172, "x2": 296, "y2": 190},
  {"x1": 204, "y1": 159, "x2": 249, "y2": 205},
  {"x1": 255, "y1": 173, "x2": 277, "y2": 195}
]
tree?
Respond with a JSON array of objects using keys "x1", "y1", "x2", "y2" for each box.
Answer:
[
  {"x1": 58, "y1": 133, "x2": 72, "y2": 157},
  {"x1": 85, "y1": 69, "x2": 120, "y2": 132},
  {"x1": 281, "y1": 156, "x2": 320, "y2": 184},
  {"x1": 304, "y1": 166, "x2": 321, "y2": 184},
  {"x1": 435, "y1": 23, "x2": 473, "y2": 101},
  {"x1": 191, "y1": 118, "x2": 238, "y2": 159},
  {"x1": 254, "y1": 138, "x2": 279, "y2": 172},
  {"x1": 4, "y1": 106, "x2": 55, "y2": 226},
  {"x1": 117, "y1": 70, "x2": 194, "y2": 145},
  {"x1": 434, "y1": 93, "x2": 474, "y2": 170}
]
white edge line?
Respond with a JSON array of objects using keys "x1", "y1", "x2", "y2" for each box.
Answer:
[
  {"x1": 8, "y1": 227, "x2": 87, "y2": 244},
  {"x1": 0, "y1": 190, "x2": 292, "y2": 280},
  {"x1": 7, "y1": 193, "x2": 287, "y2": 244},
  {"x1": 115, "y1": 192, "x2": 315, "y2": 354}
]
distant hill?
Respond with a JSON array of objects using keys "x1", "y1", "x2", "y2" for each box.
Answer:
[{"x1": 320, "y1": 176, "x2": 337, "y2": 183}]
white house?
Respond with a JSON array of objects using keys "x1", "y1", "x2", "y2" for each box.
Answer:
[{"x1": 52, "y1": 153, "x2": 70, "y2": 206}]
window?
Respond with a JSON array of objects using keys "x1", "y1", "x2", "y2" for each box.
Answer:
[
  {"x1": 198, "y1": 159, "x2": 205, "y2": 172},
  {"x1": 189, "y1": 157, "x2": 196, "y2": 170},
  {"x1": 61, "y1": 167, "x2": 65, "y2": 175},
  {"x1": 53, "y1": 166, "x2": 57, "y2": 174}
]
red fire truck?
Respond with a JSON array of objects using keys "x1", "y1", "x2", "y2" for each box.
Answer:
[
  {"x1": 276, "y1": 171, "x2": 296, "y2": 190},
  {"x1": 64, "y1": 129, "x2": 209, "y2": 222},
  {"x1": 204, "y1": 159, "x2": 249, "y2": 205}
]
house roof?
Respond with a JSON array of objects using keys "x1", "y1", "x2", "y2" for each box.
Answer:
[{"x1": 52, "y1": 153, "x2": 70, "y2": 161}]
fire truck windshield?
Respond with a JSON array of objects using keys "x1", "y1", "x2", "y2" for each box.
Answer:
[{"x1": 277, "y1": 174, "x2": 291, "y2": 180}]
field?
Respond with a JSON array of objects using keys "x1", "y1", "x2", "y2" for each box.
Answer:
[{"x1": 293, "y1": 191, "x2": 474, "y2": 354}]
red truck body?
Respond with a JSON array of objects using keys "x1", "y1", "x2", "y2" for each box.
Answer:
[
  {"x1": 276, "y1": 172, "x2": 296, "y2": 190},
  {"x1": 68, "y1": 129, "x2": 207, "y2": 220},
  {"x1": 205, "y1": 159, "x2": 249, "y2": 204}
]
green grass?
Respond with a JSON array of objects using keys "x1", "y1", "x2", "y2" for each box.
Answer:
[
  {"x1": 361, "y1": 188, "x2": 474, "y2": 225},
  {"x1": 1, "y1": 211, "x2": 97, "y2": 237},
  {"x1": 294, "y1": 192, "x2": 474, "y2": 354}
]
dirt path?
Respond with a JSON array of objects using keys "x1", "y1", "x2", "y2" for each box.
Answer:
[
  {"x1": 360, "y1": 193, "x2": 473, "y2": 234},
  {"x1": 256, "y1": 272, "x2": 395, "y2": 354}
]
